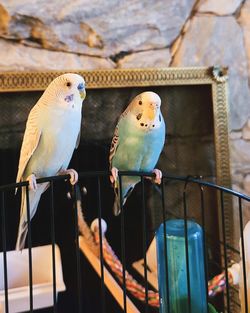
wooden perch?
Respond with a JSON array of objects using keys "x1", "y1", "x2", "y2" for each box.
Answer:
[
  {"x1": 75, "y1": 185, "x2": 139, "y2": 312},
  {"x1": 79, "y1": 236, "x2": 140, "y2": 313}
]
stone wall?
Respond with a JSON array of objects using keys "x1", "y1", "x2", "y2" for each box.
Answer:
[{"x1": 0, "y1": 0, "x2": 250, "y2": 196}]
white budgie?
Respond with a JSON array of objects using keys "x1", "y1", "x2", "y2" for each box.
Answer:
[
  {"x1": 109, "y1": 91, "x2": 166, "y2": 215},
  {"x1": 16, "y1": 73, "x2": 86, "y2": 250}
]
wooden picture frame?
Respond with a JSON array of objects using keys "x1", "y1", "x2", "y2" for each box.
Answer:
[{"x1": 0, "y1": 66, "x2": 233, "y2": 311}]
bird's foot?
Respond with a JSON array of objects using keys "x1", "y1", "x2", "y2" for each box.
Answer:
[
  {"x1": 110, "y1": 167, "x2": 118, "y2": 184},
  {"x1": 59, "y1": 168, "x2": 78, "y2": 185},
  {"x1": 152, "y1": 168, "x2": 162, "y2": 184},
  {"x1": 27, "y1": 173, "x2": 37, "y2": 191}
]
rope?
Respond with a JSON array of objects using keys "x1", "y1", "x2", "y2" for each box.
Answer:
[
  {"x1": 208, "y1": 271, "x2": 233, "y2": 297},
  {"x1": 74, "y1": 187, "x2": 159, "y2": 307},
  {"x1": 93, "y1": 228, "x2": 160, "y2": 307},
  {"x1": 74, "y1": 187, "x2": 233, "y2": 305},
  {"x1": 92, "y1": 224, "x2": 235, "y2": 302}
]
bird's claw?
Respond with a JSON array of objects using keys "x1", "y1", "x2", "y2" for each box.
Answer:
[
  {"x1": 110, "y1": 167, "x2": 118, "y2": 184},
  {"x1": 145, "y1": 169, "x2": 162, "y2": 184},
  {"x1": 60, "y1": 168, "x2": 78, "y2": 185},
  {"x1": 152, "y1": 169, "x2": 162, "y2": 184},
  {"x1": 27, "y1": 173, "x2": 37, "y2": 191}
]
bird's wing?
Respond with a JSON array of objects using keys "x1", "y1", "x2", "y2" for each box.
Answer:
[
  {"x1": 109, "y1": 107, "x2": 130, "y2": 167},
  {"x1": 16, "y1": 105, "x2": 42, "y2": 183},
  {"x1": 109, "y1": 124, "x2": 119, "y2": 167},
  {"x1": 75, "y1": 129, "x2": 81, "y2": 149}
]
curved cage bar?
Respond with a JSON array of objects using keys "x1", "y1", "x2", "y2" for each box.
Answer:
[{"x1": 0, "y1": 171, "x2": 249, "y2": 313}]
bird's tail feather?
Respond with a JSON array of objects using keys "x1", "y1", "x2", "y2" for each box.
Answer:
[
  {"x1": 113, "y1": 194, "x2": 130, "y2": 216},
  {"x1": 113, "y1": 192, "x2": 121, "y2": 216},
  {"x1": 16, "y1": 221, "x2": 28, "y2": 251},
  {"x1": 112, "y1": 184, "x2": 135, "y2": 216},
  {"x1": 15, "y1": 184, "x2": 46, "y2": 251}
]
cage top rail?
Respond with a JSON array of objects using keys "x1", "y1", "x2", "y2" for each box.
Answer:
[{"x1": 0, "y1": 170, "x2": 249, "y2": 202}]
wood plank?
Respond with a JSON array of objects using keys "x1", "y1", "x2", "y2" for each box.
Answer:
[{"x1": 79, "y1": 236, "x2": 140, "y2": 313}]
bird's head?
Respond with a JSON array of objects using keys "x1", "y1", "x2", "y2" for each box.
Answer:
[
  {"x1": 42, "y1": 73, "x2": 86, "y2": 111},
  {"x1": 129, "y1": 91, "x2": 163, "y2": 131}
]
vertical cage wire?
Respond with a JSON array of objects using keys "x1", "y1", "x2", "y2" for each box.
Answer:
[
  {"x1": 220, "y1": 190, "x2": 231, "y2": 312},
  {"x1": 72, "y1": 184, "x2": 83, "y2": 313},
  {"x1": 97, "y1": 175, "x2": 106, "y2": 313},
  {"x1": 1, "y1": 191, "x2": 9, "y2": 313},
  {"x1": 199, "y1": 183, "x2": 209, "y2": 312},
  {"x1": 183, "y1": 183, "x2": 192, "y2": 313},
  {"x1": 50, "y1": 180, "x2": 57, "y2": 313},
  {"x1": 239, "y1": 197, "x2": 248, "y2": 313},
  {"x1": 141, "y1": 176, "x2": 149, "y2": 312},
  {"x1": 160, "y1": 178, "x2": 170, "y2": 312},
  {"x1": 25, "y1": 185, "x2": 34, "y2": 313},
  {"x1": 118, "y1": 174, "x2": 127, "y2": 313}
]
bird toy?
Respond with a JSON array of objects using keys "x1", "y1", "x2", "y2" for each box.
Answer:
[
  {"x1": 91, "y1": 219, "x2": 160, "y2": 307},
  {"x1": 74, "y1": 185, "x2": 230, "y2": 308},
  {"x1": 208, "y1": 270, "x2": 234, "y2": 297}
]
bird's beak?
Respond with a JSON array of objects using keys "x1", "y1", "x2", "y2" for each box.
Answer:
[
  {"x1": 77, "y1": 83, "x2": 86, "y2": 100},
  {"x1": 145, "y1": 106, "x2": 157, "y2": 121},
  {"x1": 79, "y1": 90, "x2": 86, "y2": 100}
]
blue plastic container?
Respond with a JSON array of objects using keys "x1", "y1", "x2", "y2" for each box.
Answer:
[{"x1": 156, "y1": 219, "x2": 207, "y2": 313}]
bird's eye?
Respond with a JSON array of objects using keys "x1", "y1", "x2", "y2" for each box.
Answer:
[
  {"x1": 136, "y1": 113, "x2": 142, "y2": 120},
  {"x1": 66, "y1": 82, "x2": 71, "y2": 87},
  {"x1": 138, "y1": 100, "x2": 142, "y2": 105}
]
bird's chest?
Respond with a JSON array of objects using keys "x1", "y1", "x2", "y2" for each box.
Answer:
[
  {"x1": 113, "y1": 130, "x2": 154, "y2": 170},
  {"x1": 123, "y1": 134, "x2": 149, "y2": 152},
  {"x1": 122, "y1": 119, "x2": 157, "y2": 151},
  {"x1": 28, "y1": 112, "x2": 80, "y2": 175},
  {"x1": 43, "y1": 113, "x2": 79, "y2": 151},
  {"x1": 113, "y1": 113, "x2": 165, "y2": 169}
]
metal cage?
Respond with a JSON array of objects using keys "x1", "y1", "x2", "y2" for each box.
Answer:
[{"x1": 0, "y1": 171, "x2": 250, "y2": 313}]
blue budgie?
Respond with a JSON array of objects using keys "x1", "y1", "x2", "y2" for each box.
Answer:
[
  {"x1": 16, "y1": 73, "x2": 86, "y2": 250},
  {"x1": 109, "y1": 91, "x2": 166, "y2": 216}
]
